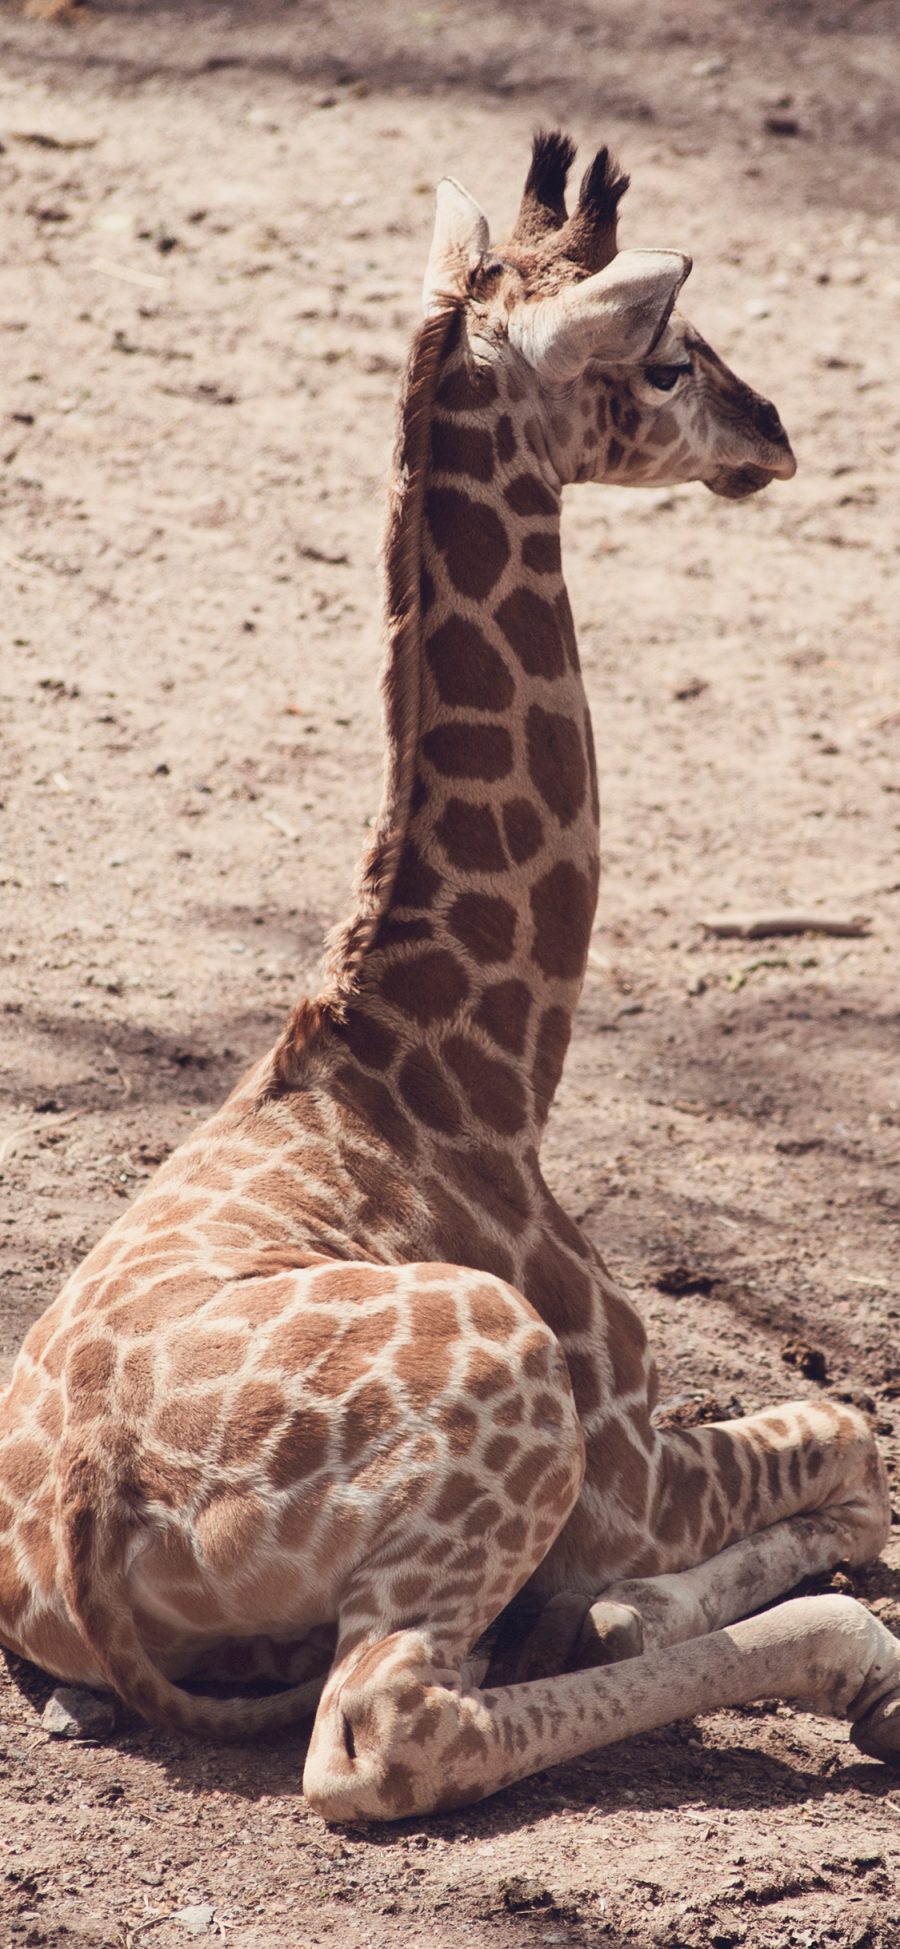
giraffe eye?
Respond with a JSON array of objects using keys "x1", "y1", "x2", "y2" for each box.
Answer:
[{"x1": 645, "y1": 364, "x2": 689, "y2": 392}]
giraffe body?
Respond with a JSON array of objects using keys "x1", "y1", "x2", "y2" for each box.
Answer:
[{"x1": 2, "y1": 133, "x2": 898, "y2": 1819}]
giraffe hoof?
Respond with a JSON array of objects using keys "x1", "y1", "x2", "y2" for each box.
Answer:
[
  {"x1": 511, "y1": 1592, "x2": 593, "y2": 1682},
  {"x1": 574, "y1": 1599, "x2": 644, "y2": 1670},
  {"x1": 851, "y1": 1694, "x2": 900, "y2": 1765}
]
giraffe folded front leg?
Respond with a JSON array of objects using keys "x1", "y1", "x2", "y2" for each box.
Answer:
[{"x1": 305, "y1": 1595, "x2": 900, "y2": 1822}]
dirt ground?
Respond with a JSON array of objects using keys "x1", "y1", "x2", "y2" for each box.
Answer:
[{"x1": 2, "y1": 1, "x2": 899, "y2": 1944}]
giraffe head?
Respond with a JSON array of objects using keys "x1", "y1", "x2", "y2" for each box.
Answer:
[{"x1": 423, "y1": 131, "x2": 796, "y2": 501}]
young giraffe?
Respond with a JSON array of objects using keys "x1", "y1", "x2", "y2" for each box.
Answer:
[{"x1": 1, "y1": 133, "x2": 898, "y2": 1820}]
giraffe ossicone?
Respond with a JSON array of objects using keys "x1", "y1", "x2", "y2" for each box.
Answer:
[{"x1": 1, "y1": 131, "x2": 897, "y2": 1822}]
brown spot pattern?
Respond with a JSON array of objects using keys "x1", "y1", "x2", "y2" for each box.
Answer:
[
  {"x1": 340, "y1": 1380, "x2": 395, "y2": 1466},
  {"x1": 495, "y1": 586, "x2": 566, "y2": 680},
  {"x1": 431, "y1": 418, "x2": 494, "y2": 483},
  {"x1": 530, "y1": 861, "x2": 595, "y2": 980},
  {"x1": 449, "y1": 890, "x2": 516, "y2": 965},
  {"x1": 496, "y1": 1514, "x2": 526, "y2": 1553},
  {"x1": 524, "y1": 1236, "x2": 594, "y2": 1336},
  {"x1": 306, "y1": 1320, "x2": 394, "y2": 1401},
  {"x1": 338, "y1": 1010, "x2": 398, "y2": 1074},
  {"x1": 505, "y1": 474, "x2": 557, "y2": 517},
  {"x1": 64, "y1": 1339, "x2": 115, "y2": 1422},
  {"x1": 391, "y1": 840, "x2": 441, "y2": 909},
  {"x1": 605, "y1": 1286, "x2": 649, "y2": 1397},
  {"x1": 395, "y1": 1338, "x2": 453, "y2": 1407},
  {"x1": 502, "y1": 797, "x2": 544, "y2": 863},
  {"x1": 332, "y1": 1065, "x2": 418, "y2": 1162},
  {"x1": 610, "y1": 393, "x2": 640, "y2": 439},
  {"x1": 425, "y1": 616, "x2": 515, "y2": 714},
  {"x1": 584, "y1": 706, "x2": 600, "y2": 820},
  {"x1": 483, "y1": 1433, "x2": 518, "y2": 1472},
  {"x1": 468, "y1": 1286, "x2": 520, "y2": 1341},
  {"x1": 474, "y1": 977, "x2": 532, "y2": 1055},
  {"x1": 436, "y1": 358, "x2": 498, "y2": 412},
  {"x1": 526, "y1": 705, "x2": 587, "y2": 826},
  {"x1": 442, "y1": 1035, "x2": 528, "y2": 1136},
  {"x1": 0, "y1": 1542, "x2": 27, "y2": 1624},
  {"x1": 380, "y1": 948, "x2": 469, "y2": 1025},
  {"x1": 156, "y1": 1393, "x2": 222, "y2": 1453},
  {"x1": 270, "y1": 1411, "x2": 333, "y2": 1481},
  {"x1": 522, "y1": 530, "x2": 561, "y2": 575},
  {"x1": 506, "y1": 1445, "x2": 555, "y2": 1502},
  {"x1": 0, "y1": 1440, "x2": 47, "y2": 1500},
  {"x1": 495, "y1": 414, "x2": 516, "y2": 464},
  {"x1": 565, "y1": 1349, "x2": 601, "y2": 1416},
  {"x1": 168, "y1": 1332, "x2": 243, "y2": 1388},
  {"x1": 555, "y1": 590, "x2": 580, "y2": 672},
  {"x1": 430, "y1": 1465, "x2": 481, "y2": 1528},
  {"x1": 434, "y1": 798, "x2": 507, "y2": 873},
  {"x1": 219, "y1": 1381, "x2": 286, "y2": 1467},
  {"x1": 443, "y1": 1144, "x2": 529, "y2": 1230},
  {"x1": 374, "y1": 915, "x2": 434, "y2": 950},
  {"x1": 423, "y1": 1179, "x2": 516, "y2": 1286},
  {"x1": 397, "y1": 1049, "x2": 462, "y2": 1135},
  {"x1": 426, "y1": 487, "x2": 510, "y2": 599},
  {"x1": 422, "y1": 722, "x2": 513, "y2": 782},
  {"x1": 465, "y1": 1349, "x2": 512, "y2": 1400},
  {"x1": 532, "y1": 1005, "x2": 571, "y2": 1122}
]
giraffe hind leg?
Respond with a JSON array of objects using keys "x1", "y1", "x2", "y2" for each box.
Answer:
[
  {"x1": 650, "y1": 1399, "x2": 891, "y2": 1576},
  {"x1": 574, "y1": 1507, "x2": 883, "y2": 1669},
  {"x1": 499, "y1": 1398, "x2": 891, "y2": 1683},
  {"x1": 485, "y1": 1507, "x2": 853, "y2": 1684}
]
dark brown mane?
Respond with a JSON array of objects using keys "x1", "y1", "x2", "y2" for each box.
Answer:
[{"x1": 269, "y1": 299, "x2": 462, "y2": 1089}]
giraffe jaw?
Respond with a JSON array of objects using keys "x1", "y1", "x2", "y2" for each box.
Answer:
[{"x1": 703, "y1": 463, "x2": 782, "y2": 500}]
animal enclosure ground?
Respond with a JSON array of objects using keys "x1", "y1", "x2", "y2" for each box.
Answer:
[{"x1": 1, "y1": 1, "x2": 899, "y2": 1944}]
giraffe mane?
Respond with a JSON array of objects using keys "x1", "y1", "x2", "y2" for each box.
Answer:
[{"x1": 269, "y1": 299, "x2": 463, "y2": 1090}]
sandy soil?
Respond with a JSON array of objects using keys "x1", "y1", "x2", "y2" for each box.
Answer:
[{"x1": 1, "y1": 2, "x2": 899, "y2": 1944}]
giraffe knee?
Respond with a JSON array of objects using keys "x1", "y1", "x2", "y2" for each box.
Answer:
[
  {"x1": 304, "y1": 1662, "x2": 478, "y2": 1823},
  {"x1": 810, "y1": 1402, "x2": 891, "y2": 1563}
]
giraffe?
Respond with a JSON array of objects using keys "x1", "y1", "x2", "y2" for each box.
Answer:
[{"x1": 1, "y1": 132, "x2": 898, "y2": 1822}]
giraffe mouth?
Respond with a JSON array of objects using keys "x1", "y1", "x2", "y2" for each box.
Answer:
[{"x1": 703, "y1": 464, "x2": 776, "y2": 500}]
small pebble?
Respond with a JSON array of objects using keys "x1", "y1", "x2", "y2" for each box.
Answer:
[
  {"x1": 174, "y1": 1905, "x2": 216, "y2": 1936},
  {"x1": 42, "y1": 1686, "x2": 115, "y2": 1740}
]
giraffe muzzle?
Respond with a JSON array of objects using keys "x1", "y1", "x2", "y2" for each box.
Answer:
[{"x1": 704, "y1": 441, "x2": 797, "y2": 500}]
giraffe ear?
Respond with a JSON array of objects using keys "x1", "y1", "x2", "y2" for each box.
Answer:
[
  {"x1": 422, "y1": 178, "x2": 490, "y2": 315},
  {"x1": 508, "y1": 248, "x2": 692, "y2": 384}
]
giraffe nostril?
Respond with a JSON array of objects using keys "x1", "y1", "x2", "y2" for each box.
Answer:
[{"x1": 757, "y1": 397, "x2": 785, "y2": 444}]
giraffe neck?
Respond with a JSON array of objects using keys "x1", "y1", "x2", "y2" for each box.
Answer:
[{"x1": 321, "y1": 309, "x2": 600, "y2": 1142}]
